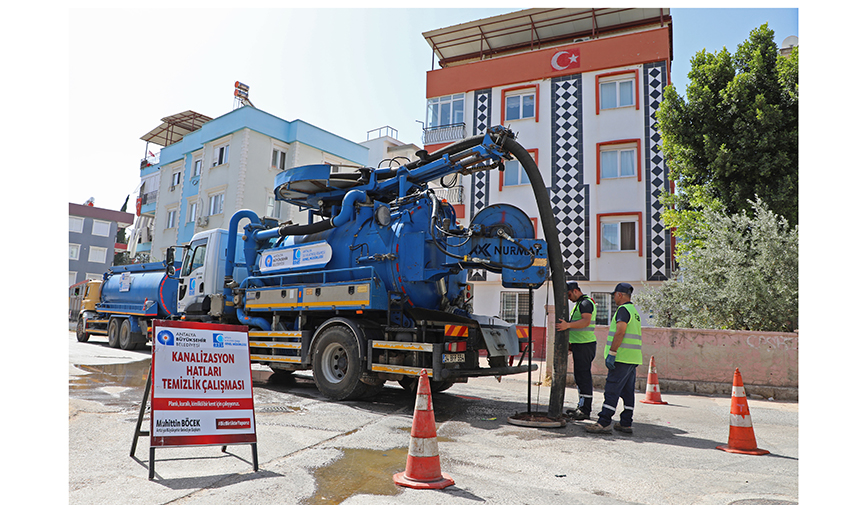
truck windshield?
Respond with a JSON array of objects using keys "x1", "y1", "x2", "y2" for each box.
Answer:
[{"x1": 180, "y1": 240, "x2": 207, "y2": 277}]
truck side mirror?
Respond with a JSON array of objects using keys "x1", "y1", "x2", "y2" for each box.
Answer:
[{"x1": 165, "y1": 247, "x2": 176, "y2": 277}]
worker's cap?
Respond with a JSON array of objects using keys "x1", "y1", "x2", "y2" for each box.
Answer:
[
  {"x1": 612, "y1": 282, "x2": 634, "y2": 295},
  {"x1": 566, "y1": 281, "x2": 580, "y2": 292}
]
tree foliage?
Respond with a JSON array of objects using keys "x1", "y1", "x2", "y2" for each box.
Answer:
[
  {"x1": 657, "y1": 24, "x2": 798, "y2": 227},
  {"x1": 637, "y1": 198, "x2": 798, "y2": 332}
]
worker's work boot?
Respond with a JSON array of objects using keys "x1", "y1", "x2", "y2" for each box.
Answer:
[
  {"x1": 584, "y1": 422, "x2": 612, "y2": 434},
  {"x1": 613, "y1": 422, "x2": 633, "y2": 434},
  {"x1": 565, "y1": 408, "x2": 590, "y2": 421}
]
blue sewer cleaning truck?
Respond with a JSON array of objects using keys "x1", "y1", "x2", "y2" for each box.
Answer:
[
  {"x1": 162, "y1": 126, "x2": 568, "y2": 401},
  {"x1": 77, "y1": 126, "x2": 569, "y2": 403}
]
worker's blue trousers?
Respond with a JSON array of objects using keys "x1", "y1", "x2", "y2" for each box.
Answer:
[{"x1": 597, "y1": 362, "x2": 638, "y2": 428}]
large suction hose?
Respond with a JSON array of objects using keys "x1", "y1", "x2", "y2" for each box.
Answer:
[{"x1": 501, "y1": 137, "x2": 569, "y2": 419}]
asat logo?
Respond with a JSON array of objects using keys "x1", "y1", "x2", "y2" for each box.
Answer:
[
  {"x1": 157, "y1": 330, "x2": 175, "y2": 346},
  {"x1": 213, "y1": 333, "x2": 224, "y2": 348},
  {"x1": 292, "y1": 248, "x2": 301, "y2": 265}
]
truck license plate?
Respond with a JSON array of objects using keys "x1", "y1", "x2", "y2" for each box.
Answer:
[{"x1": 442, "y1": 353, "x2": 465, "y2": 363}]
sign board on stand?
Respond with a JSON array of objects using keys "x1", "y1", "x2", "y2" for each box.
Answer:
[{"x1": 132, "y1": 320, "x2": 258, "y2": 479}]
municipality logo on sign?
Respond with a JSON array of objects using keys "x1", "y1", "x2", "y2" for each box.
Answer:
[
  {"x1": 157, "y1": 330, "x2": 175, "y2": 346},
  {"x1": 213, "y1": 333, "x2": 224, "y2": 348},
  {"x1": 265, "y1": 255, "x2": 273, "y2": 268}
]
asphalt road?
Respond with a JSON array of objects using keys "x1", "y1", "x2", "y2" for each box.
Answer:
[{"x1": 68, "y1": 330, "x2": 799, "y2": 505}]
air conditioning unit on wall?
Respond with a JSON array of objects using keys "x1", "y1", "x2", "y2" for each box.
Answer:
[{"x1": 196, "y1": 216, "x2": 209, "y2": 227}]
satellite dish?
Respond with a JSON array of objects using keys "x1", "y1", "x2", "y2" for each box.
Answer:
[{"x1": 781, "y1": 36, "x2": 798, "y2": 50}]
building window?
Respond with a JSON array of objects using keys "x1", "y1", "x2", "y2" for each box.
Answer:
[
  {"x1": 592, "y1": 292, "x2": 617, "y2": 326},
  {"x1": 427, "y1": 94, "x2": 465, "y2": 128},
  {"x1": 88, "y1": 246, "x2": 108, "y2": 264},
  {"x1": 91, "y1": 219, "x2": 111, "y2": 237},
  {"x1": 188, "y1": 201, "x2": 198, "y2": 223},
  {"x1": 193, "y1": 158, "x2": 202, "y2": 177},
  {"x1": 502, "y1": 160, "x2": 529, "y2": 187},
  {"x1": 166, "y1": 209, "x2": 178, "y2": 228},
  {"x1": 500, "y1": 149, "x2": 537, "y2": 190},
  {"x1": 596, "y1": 70, "x2": 639, "y2": 114},
  {"x1": 69, "y1": 244, "x2": 81, "y2": 260},
  {"x1": 596, "y1": 139, "x2": 641, "y2": 183},
  {"x1": 597, "y1": 212, "x2": 643, "y2": 257},
  {"x1": 500, "y1": 291, "x2": 531, "y2": 325},
  {"x1": 171, "y1": 171, "x2": 181, "y2": 188},
  {"x1": 213, "y1": 144, "x2": 230, "y2": 167},
  {"x1": 502, "y1": 85, "x2": 539, "y2": 123},
  {"x1": 272, "y1": 148, "x2": 288, "y2": 170},
  {"x1": 69, "y1": 216, "x2": 84, "y2": 233},
  {"x1": 266, "y1": 196, "x2": 280, "y2": 219},
  {"x1": 208, "y1": 193, "x2": 224, "y2": 216}
]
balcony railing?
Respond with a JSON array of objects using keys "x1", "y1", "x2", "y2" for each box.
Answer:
[
  {"x1": 140, "y1": 190, "x2": 158, "y2": 205},
  {"x1": 432, "y1": 185, "x2": 464, "y2": 204},
  {"x1": 423, "y1": 123, "x2": 466, "y2": 145}
]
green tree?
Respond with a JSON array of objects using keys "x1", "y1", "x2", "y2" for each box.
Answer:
[
  {"x1": 637, "y1": 197, "x2": 798, "y2": 332},
  {"x1": 657, "y1": 23, "x2": 798, "y2": 228}
]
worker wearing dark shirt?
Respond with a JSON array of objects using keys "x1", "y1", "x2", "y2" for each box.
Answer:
[
  {"x1": 586, "y1": 282, "x2": 643, "y2": 435},
  {"x1": 555, "y1": 281, "x2": 597, "y2": 420}
]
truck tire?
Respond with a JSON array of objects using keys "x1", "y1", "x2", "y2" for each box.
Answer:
[
  {"x1": 76, "y1": 317, "x2": 89, "y2": 343},
  {"x1": 108, "y1": 318, "x2": 121, "y2": 348},
  {"x1": 311, "y1": 325, "x2": 368, "y2": 401},
  {"x1": 119, "y1": 319, "x2": 135, "y2": 350}
]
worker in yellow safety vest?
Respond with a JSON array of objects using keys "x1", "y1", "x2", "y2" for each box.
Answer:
[
  {"x1": 585, "y1": 282, "x2": 642, "y2": 435},
  {"x1": 555, "y1": 281, "x2": 597, "y2": 420}
]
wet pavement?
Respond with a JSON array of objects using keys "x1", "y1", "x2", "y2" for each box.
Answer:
[{"x1": 68, "y1": 331, "x2": 801, "y2": 505}]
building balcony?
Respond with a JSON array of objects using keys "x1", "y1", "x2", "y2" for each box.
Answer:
[
  {"x1": 432, "y1": 185, "x2": 464, "y2": 204},
  {"x1": 423, "y1": 123, "x2": 466, "y2": 145}
]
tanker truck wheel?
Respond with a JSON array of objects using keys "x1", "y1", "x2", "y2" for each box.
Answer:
[
  {"x1": 76, "y1": 317, "x2": 89, "y2": 343},
  {"x1": 107, "y1": 318, "x2": 120, "y2": 348},
  {"x1": 311, "y1": 326, "x2": 368, "y2": 401},
  {"x1": 119, "y1": 319, "x2": 136, "y2": 350}
]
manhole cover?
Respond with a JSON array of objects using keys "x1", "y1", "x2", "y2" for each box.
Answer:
[
  {"x1": 257, "y1": 405, "x2": 301, "y2": 413},
  {"x1": 728, "y1": 500, "x2": 797, "y2": 505}
]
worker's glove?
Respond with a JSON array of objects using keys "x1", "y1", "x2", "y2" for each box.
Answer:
[{"x1": 605, "y1": 354, "x2": 616, "y2": 370}]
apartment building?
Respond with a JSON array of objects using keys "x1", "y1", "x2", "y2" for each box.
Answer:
[
  {"x1": 422, "y1": 8, "x2": 674, "y2": 336},
  {"x1": 69, "y1": 201, "x2": 134, "y2": 287},
  {"x1": 131, "y1": 106, "x2": 371, "y2": 260}
]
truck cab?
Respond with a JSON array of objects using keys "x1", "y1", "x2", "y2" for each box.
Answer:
[{"x1": 174, "y1": 228, "x2": 248, "y2": 321}]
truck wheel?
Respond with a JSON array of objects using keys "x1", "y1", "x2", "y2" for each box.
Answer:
[
  {"x1": 119, "y1": 319, "x2": 135, "y2": 350},
  {"x1": 76, "y1": 317, "x2": 89, "y2": 343},
  {"x1": 108, "y1": 318, "x2": 121, "y2": 348},
  {"x1": 311, "y1": 326, "x2": 367, "y2": 401}
]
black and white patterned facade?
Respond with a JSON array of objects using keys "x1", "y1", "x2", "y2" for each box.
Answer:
[
  {"x1": 470, "y1": 88, "x2": 492, "y2": 222},
  {"x1": 643, "y1": 61, "x2": 671, "y2": 281},
  {"x1": 468, "y1": 89, "x2": 492, "y2": 282},
  {"x1": 550, "y1": 74, "x2": 589, "y2": 280}
]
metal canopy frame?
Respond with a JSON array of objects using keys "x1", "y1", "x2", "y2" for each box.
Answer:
[
  {"x1": 140, "y1": 110, "x2": 213, "y2": 148},
  {"x1": 423, "y1": 8, "x2": 671, "y2": 68}
]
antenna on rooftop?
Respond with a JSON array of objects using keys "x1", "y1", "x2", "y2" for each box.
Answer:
[{"x1": 233, "y1": 81, "x2": 254, "y2": 109}]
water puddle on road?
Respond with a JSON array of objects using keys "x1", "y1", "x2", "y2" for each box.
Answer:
[
  {"x1": 305, "y1": 447, "x2": 408, "y2": 505},
  {"x1": 69, "y1": 360, "x2": 151, "y2": 407},
  {"x1": 70, "y1": 360, "x2": 151, "y2": 390}
]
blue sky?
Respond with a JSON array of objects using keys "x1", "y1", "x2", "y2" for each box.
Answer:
[{"x1": 60, "y1": 7, "x2": 797, "y2": 212}]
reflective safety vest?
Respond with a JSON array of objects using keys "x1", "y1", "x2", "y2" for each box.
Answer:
[
  {"x1": 606, "y1": 302, "x2": 643, "y2": 365},
  {"x1": 568, "y1": 295, "x2": 597, "y2": 344}
]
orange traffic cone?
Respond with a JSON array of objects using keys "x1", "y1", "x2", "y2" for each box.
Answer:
[
  {"x1": 393, "y1": 369, "x2": 455, "y2": 489},
  {"x1": 716, "y1": 368, "x2": 770, "y2": 456},
  {"x1": 640, "y1": 356, "x2": 668, "y2": 405}
]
